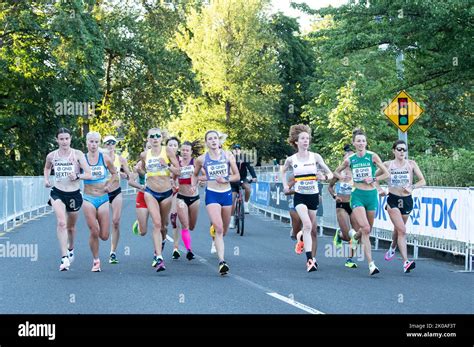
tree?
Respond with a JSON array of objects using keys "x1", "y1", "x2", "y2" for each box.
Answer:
[
  {"x1": 268, "y1": 12, "x2": 315, "y2": 161},
  {"x1": 0, "y1": 0, "x2": 104, "y2": 175},
  {"x1": 174, "y1": 0, "x2": 282, "y2": 157},
  {"x1": 297, "y1": 0, "x2": 472, "y2": 170}
]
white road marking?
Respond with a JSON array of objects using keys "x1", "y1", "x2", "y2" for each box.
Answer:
[{"x1": 266, "y1": 292, "x2": 325, "y2": 314}]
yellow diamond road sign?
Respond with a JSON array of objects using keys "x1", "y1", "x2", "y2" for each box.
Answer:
[{"x1": 383, "y1": 90, "x2": 424, "y2": 132}]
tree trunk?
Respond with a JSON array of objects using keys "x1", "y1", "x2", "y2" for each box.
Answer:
[{"x1": 225, "y1": 99, "x2": 231, "y2": 123}]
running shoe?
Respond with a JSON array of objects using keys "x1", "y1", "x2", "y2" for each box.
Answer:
[
  {"x1": 350, "y1": 233, "x2": 359, "y2": 250},
  {"x1": 172, "y1": 248, "x2": 181, "y2": 260},
  {"x1": 68, "y1": 249, "x2": 74, "y2": 264},
  {"x1": 345, "y1": 258, "x2": 358, "y2": 268},
  {"x1": 156, "y1": 258, "x2": 166, "y2": 272},
  {"x1": 312, "y1": 257, "x2": 319, "y2": 271},
  {"x1": 132, "y1": 220, "x2": 139, "y2": 235},
  {"x1": 109, "y1": 252, "x2": 119, "y2": 264},
  {"x1": 333, "y1": 228, "x2": 342, "y2": 248},
  {"x1": 151, "y1": 255, "x2": 159, "y2": 267},
  {"x1": 403, "y1": 260, "x2": 416, "y2": 273},
  {"x1": 170, "y1": 213, "x2": 178, "y2": 229},
  {"x1": 186, "y1": 250, "x2": 195, "y2": 261},
  {"x1": 384, "y1": 248, "x2": 396, "y2": 261},
  {"x1": 295, "y1": 240, "x2": 304, "y2": 255},
  {"x1": 369, "y1": 262, "x2": 380, "y2": 276},
  {"x1": 59, "y1": 256, "x2": 70, "y2": 271},
  {"x1": 210, "y1": 241, "x2": 217, "y2": 254},
  {"x1": 209, "y1": 225, "x2": 215, "y2": 237},
  {"x1": 91, "y1": 259, "x2": 101, "y2": 272},
  {"x1": 306, "y1": 258, "x2": 317, "y2": 272},
  {"x1": 219, "y1": 261, "x2": 229, "y2": 275},
  {"x1": 229, "y1": 216, "x2": 235, "y2": 229}
]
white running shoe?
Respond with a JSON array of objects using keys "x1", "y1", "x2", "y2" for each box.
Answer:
[
  {"x1": 244, "y1": 202, "x2": 250, "y2": 214},
  {"x1": 211, "y1": 241, "x2": 217, "y2": 254},
  {"x1": 369, "y1": 262, "x2": 380, "y2": 276},
  {"x1": 403, "y1": 260, "x2": 416, "y2": 273},
  {"x1": 229, "y1": 216, "x2": 235, "y2": 229},
  {"x1": 68, "y1": 249, "x2": 74, "y2": 264},
  {"x1": 59, "y1": 256, "x2": 70, "y2": 271}
]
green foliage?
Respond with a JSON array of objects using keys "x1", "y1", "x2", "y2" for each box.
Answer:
[
  {"x1": 413, "y1": 149, "x2": 474, "y2": 187},
  {"x1": 0, "y1": 0, "x2": 470, "y2": 188},
  {"x1": 174, "y1": 0, "x2": 282, "y2": 157},
  {"x1": 299, "y1": 0, "x2": 472, "y2": 185}
]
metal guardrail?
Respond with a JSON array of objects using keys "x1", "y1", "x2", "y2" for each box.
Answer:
[
  {"x1": 251, "y1": 166, "x2": 473, "y2": 272},
  {"x1": 0, "y1": 177, "x2": 135, "y2": 233}
]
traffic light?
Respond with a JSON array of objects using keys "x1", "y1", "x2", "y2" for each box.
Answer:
[{"x1": 398, "y1": 98, "x2": 408, "y2": 126}]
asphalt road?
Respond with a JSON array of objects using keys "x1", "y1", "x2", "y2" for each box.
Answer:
[{"x1": 1, "y1": 191, "x2": 472, "y2": 314}]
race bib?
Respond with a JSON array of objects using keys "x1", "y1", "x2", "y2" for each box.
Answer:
[
  {"x1": 54, "y1": 160, "x2": 74, "y2": 181},
  {"x1": 391, "y1": 169, "x2": 410, "y2": 187},
  {"x1": 338, "y1": 182, "x2": 353, "y2": 195},
  {"x1": 147, "y1": 158, "x2": 168, "y2": 174},
  {"x1": 207, "y1": 163, "x2": 228, "y2": 180},
  {"x1": 91, "y1": 165, "x2": 106, "y2": 180},
  {"x1": 179, "y1": 165, "x2": 194, "y2": 179},
  {"x1": 352, "y1": 167, "x2": 371, "y2": 182},
  {"x1": 295, "y1": 179, "x2": 318, "y2": 194}
]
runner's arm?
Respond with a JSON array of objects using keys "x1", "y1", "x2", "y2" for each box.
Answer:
[
  {"x1": 103, "y1": 154, "x2": 118, "y2": 192},
  {"x1": 75, "y1": 150, "x2": 92, "y2": 180},
  {"x1": 226, "y1": 152, "x2": 240, "y2": 183},
  {"x1": 43, "y1": 153, "x2": 53, "y2": 187},
  {"x1": 333, "y1": 158, "x2": 349, "y2": 181},
  {"x1": 315, "y1": 153, "x2": 333, "y2": 181},
  {"x1": 281, "y1": 157, "x2": 292, "y2": 192},
  {"x1": 166, "y1": 146, "x2": 181, "y2": 176}
]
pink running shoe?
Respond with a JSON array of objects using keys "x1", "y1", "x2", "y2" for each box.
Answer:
[
  {"x1": 91, "y1": 259, "x2": 101, "y2": 272},
  {"x1": 384, "y1": 248, "x2": 396, "y2": 261},
  {"x1": 295, "y1": 241, "x2": 304, "y2": 255}
]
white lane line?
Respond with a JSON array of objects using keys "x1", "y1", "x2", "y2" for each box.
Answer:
[
  {"x1": 166, "y1": 233, "x2": 324, "y2": 314},
  {"x1": 266, "y1": 292, "x2": 325, "y2": 314}
]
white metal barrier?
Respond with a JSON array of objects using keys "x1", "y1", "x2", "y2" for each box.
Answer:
[
  {"x1": 251, "y1": 166, "x2": 474, "y2": 272},
  {"x1": 0, "y1": 176, "x2": 135, "y2": 233}
]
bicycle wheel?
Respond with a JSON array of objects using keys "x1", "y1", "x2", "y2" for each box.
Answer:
[{"x1": 239, "y1": 195, "x2": 245, "y2": 236}]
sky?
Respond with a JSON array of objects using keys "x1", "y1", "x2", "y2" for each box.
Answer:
[{"x1": 270, "y1": 0, "x2": 347, "y2": 31}]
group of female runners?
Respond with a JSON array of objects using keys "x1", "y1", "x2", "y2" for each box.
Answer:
[
  {"x1": 44, "y1": 124, "x2": 424, "y2": 276},
  {"x1": 44, "y1": 127, "x2": 239, "y2": 275},
  {"x1": 282, "y1": 125, "x2": 425, "y2": 275}
]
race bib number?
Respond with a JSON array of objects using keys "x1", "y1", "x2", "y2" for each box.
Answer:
[
  {"x1": 91, "y1": 165, "x2": 106, "y2": 180},
  {"x1": 295, "y1": 179, "x2": 318, "y2": 194},
  {"x1": 54, "y1": 161, "x2": 74, "y2": 181},
  {"x1": 352, "y1": 167, "x2": 371, "y2": 182},
  {"x1": 207, "y1": 163, "x2": 228, "y2": 180},
  {"x1": 391, "y1": 169, "x2": 410, "y2": 187},
  {"x1": 147, "y1": 158, "x2": 168, "y2": 173},
  {"x1": 179, "y1": 165, "x2": 194, "y2": 179}
]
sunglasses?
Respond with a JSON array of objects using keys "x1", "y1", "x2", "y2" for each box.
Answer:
[
  {"x1": 105, "y1": 141, "x2": 116, "y2": 145},
  {"x1": 149, "y1": 134, "x2": 161, "y2": 139},
  {"x1": 395, "y1": 147, "x2": 407, "y2": 152}
]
